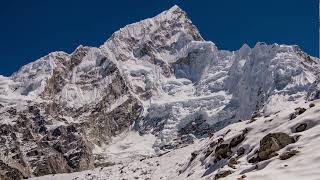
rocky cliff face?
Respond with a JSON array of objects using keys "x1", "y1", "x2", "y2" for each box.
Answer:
[
  {"x1": 0, "y1": 46, "x2": 143, "y2": 179},
  {"x1": 0, "y1": 5, "x2": 319, "y2": 179}
]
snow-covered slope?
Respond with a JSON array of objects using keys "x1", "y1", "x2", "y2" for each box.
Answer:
[
  {"x1": 0, "y1": 5, "x2": 319, "y2": 180},
  {"x1": 31, "y1": 100, "x2": 320, "y2": 180}
]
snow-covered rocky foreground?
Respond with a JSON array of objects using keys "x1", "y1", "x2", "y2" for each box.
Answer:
[
  {"x1": 32, "y1": 100, "x2": 320, "y2": 180},
  {"x1": 0, "y1": 5, "x2": 319, "y2": 180}
]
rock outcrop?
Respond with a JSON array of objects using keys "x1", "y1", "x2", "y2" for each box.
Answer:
[{"x1": 258, "y1": 133, "x2": 295, "y2": 161}]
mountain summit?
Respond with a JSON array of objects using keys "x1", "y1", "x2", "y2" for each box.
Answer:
[{"x1": 0, "y1": 6, "x2": 320, "y2": 180}]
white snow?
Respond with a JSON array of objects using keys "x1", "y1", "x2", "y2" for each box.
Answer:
[
  {"x1": 101, "y1": 131, "x2": 156, "y2": 162},
  {"x1": 30, "y1": 100, "x2": 320, "y2": 180}
]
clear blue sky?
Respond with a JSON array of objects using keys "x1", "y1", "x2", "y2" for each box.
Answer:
[{"x1": 0, "y1": 0, "x2": 318, "y2": 76}]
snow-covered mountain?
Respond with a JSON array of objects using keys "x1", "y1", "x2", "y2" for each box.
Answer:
[{"x1": 0, "y1": 5, "x2": 319, "y2": 180}]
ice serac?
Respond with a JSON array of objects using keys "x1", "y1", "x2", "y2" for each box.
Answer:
[
  {"x1": 0, "y1": 5, "x2": 320, "y2": 179},
  {"x1": 224, "y1": 43, "x2": 320, "y2": 120}
]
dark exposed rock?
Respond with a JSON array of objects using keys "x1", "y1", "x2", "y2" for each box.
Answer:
[
  {"x1": 87, "y1": 95, "x2": 142, "y2": 145},
  {"x1": 26, "y1": 150, "x2": 39, "y2": 157},
  {"x1": 21, "y1": 129, "x2": 35, "y2": 141},
  {"x1": 208, "y1": 132, "x2": 214, "y2": 138},
  {"x1": 289, "y1": 113, "x2": 297, "y2": 120},
  {"x1": 247, "y1": 118, "x2": 257, "y2": 124},
  {"x1": 28, "y1": 105, "x2": 40, "y2": 116},
  {"x1": 248, "y1": 156, "x2": 259, "y2": 163},
  {"x1": 218, "y1": 138, "x2": 224, "y2": 144},
  {"x1": 279, "y1": 150, "x2": 299, "y2": 160},
  {"x1": 215, "y1": 144, "x2": 232, "y2": 160},
  {"x1": 309, "y1": 103, "x2": 315, "y2": 108},
  {"x1": 178, "y1": 112, "x2": 214, "y2": 138},
  {"x1": 33, "y1": 150, "x2": 71, "y2": 177},
  {"x1": 251, "y1": 112, "x2": 262, "y2": 118},
  {"x1": 230, "y1": 132, "x2": 246, "y2": 148},
  {"x1": 7, "y1": 108, "x2": 17, "y2": 116},
  {"x1": 190, "y1": 151, "x2": 199, "y2": 162},
  {"x1": 203, "y1": 148, "x2": 214, "y2": 160},
  {"x1": 52, "y1": 127, "x2": 63, "y2": 137},
  {"x1": 295, "y1": 123, "x2": 308, "y2": 133},
  {"x1": 289, "y1": 107, "x2": 307, "y2": 120},
  {"x1": 209, "y1": 141, "x2": 217, "y2": 148},
  {"x1": 228, "y1": 158, "x2": 238, "y2": 169},
  {"x1": 258, "y1": 133, "x2": 295, "y2": 161},
  {"x1": 161, "y1": 144, "x2": 176, "y2": 150},
  {"x1": 296, "y1": 107, "x2": 306, "y2": 115},
  {"x1": 237, "y1": 147, "x2": 245, "y2": 157},
  {"x1": 214, "y1": 170, "x2": 232, "y2": 179},
  {"x1": 180, "y1": 134, "x2": 195, "y2": 144},
  {"x1": 0, "y1": 104, "x2": 97, "y2": 178},
  {"x1": 307, "y1": 80, "x2": 320, "y2": 101},
  {"x1": 47, "y1": 127, "x2": 93, "y2": 170},
  {"x1": 0, "y1": 160, "x2": 26, "y2": 180}
]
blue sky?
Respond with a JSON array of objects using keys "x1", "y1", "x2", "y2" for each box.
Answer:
[{"x1": 0, "y1": 0, "x2": 318, "y2": 76}]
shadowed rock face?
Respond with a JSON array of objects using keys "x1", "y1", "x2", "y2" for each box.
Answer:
[
  {"x1": 0, "y1": 160, "x2": 25, "y2": 180},
  {"x1": 0, "y1": 46, "x2": 143, "y2": 178},
  {"x1": 0, "y1": 104, "x2": 94, "y2": 178},
  {"x1": 39, "y1": 48, "x2": 143, "y2": 145},
  {"x1": 308, "y1": 80, "x2": 320, "y2": 101}
]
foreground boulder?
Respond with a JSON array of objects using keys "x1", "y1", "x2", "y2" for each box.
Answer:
[
  {"x1": 215, "y1": 144, "x2": 232, "y2": 160},
  {"x1": 258, "y1": 133, "x2": 295, "y2": 161},
  {"x1": 214, "y1": 170, "x2": 233, "y2": 179},
  {"x1": 289, "y1": 107, "x2": 307, "y2": 120},
  {"x1": 230, "y1": 129, "x2": 248, "y2": 148}
]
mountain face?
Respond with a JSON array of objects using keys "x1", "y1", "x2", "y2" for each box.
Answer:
[{"x1": 0, "y1": 5, "x2": 319, "y2": 180}]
